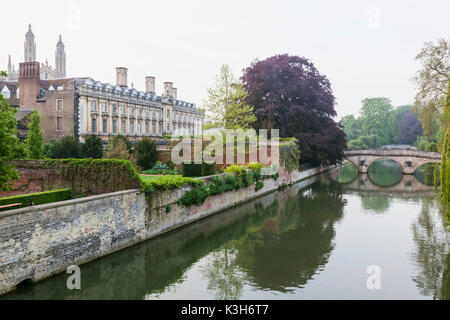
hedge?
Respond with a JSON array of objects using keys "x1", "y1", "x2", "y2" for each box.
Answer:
[
  {"x1": 0, "y1": 188, "x2": 72, "y2": 212},
  {"x1": 182, "y1": 162, "x2": 216, "y2": 177}
]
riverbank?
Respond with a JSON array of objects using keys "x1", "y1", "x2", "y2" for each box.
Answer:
[{"x1": 0, "y1": 165, "x2": 334, "y2": 295}]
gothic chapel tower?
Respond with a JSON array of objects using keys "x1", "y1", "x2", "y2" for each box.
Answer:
[
  {"x1": 55, "y1": 35, "x2": 66, "y2": 78},
  {"x1": 24, "y1": 24, "x2": 36, "y2": 62}
]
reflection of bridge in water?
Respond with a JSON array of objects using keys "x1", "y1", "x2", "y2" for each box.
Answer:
[
  {"x1": 325, "y1": 168, "x2": 436, "y2": 199},
  {"x1": 344, "y1": 149, "x2": 441, "y2": 174}
]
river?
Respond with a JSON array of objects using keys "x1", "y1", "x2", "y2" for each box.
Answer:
[{"x1": 2, "y1": 162, "x2": 449, "y2": 300}]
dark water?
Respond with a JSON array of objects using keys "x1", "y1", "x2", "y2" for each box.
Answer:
[{"x1": 3, "y1": 163, "x2": 449, "y2": 300}]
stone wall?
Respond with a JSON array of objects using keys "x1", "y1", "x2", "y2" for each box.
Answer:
[{"x1": 0, "y1": 165, "x2": 330, "y2": 295}]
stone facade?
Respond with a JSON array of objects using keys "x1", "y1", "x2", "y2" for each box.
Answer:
[{"x1": 0, "y1": 165, "x2": 331, "y2": 295}]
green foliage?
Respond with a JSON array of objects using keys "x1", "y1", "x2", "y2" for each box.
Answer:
[
  {"x1": 141, "y1": 168, "x2": 179, "y2": 175},
  {"x1": 182, "y1": 162, "x2": 216, "y2": 177},
  {"x1": 165, "y1": 159, "x2": 175, "y2": 170},
  {"x1": 223, "y1": 164, "x2": 245, "y2": 174},
  {"x1": 134, "y1": 138, "x2": 157, "y2": 170},
  {"x1": 141, "y1": 175, "x2": 203, "y2": 194},
  {"x1": 0, "y1": 188, "x2": 72, "y2": 211},
  {"x1": 45, "y1": 136, "x2": 81, "y2": 158},
  {"x1": 25, "y1": 110, "x2": 44, "y2": 159},
  {"x1": 246, "y1": 163, "x2": 264, "y2": 171},
  {"x1": 279, "y1": 138, "x2": 300, "y2": 171},
  {"x1": 255, "y1": 180, "x2": 264, "y2": 192},
  {"x1": 81, "y1": 134, "x2": 103, "y2": 159},
  {"x1": 0, "y1": 87, "x2": 21, "y2": 190},
  {"x1": 109, "y1": 134, "x2": 132, "y2": 151},
  {"x1": 203, "y1": 64, "x2": 256, "y2": 129}
]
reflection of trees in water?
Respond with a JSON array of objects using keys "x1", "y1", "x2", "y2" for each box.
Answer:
[
  {"x1": 410, "y1": 198, "x2": 450, "y2": 299},
  {"x1": 414, "y1": 163, "x2": 439, "y2": 186},
  {"x1": 232, "y1": 182, "x2": 345, "y2": 292},
  {"x1": 361, "y1": 195, "x2": 391, "y2": 214},
  {"x1": 367, "y1": 159, "x2": 402, "y2": 187}
]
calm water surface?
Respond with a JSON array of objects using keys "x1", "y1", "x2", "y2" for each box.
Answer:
[{"x1": 3, "y1": 162, "x2": 449, "y2": 300}]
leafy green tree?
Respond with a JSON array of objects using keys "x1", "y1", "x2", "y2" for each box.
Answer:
[
  {"x1": 25, "y1": 110, "x2": 44, "y2": 159},
  {"x1": 204, "y1": 64, "x2": 256, "y2": 129},
  {"x1": 360, "y1": 97, "x2": 394, "y2": 147},
  {"x1": 0, "y1": 71, "x2": 21, "y2": 190},
  {"x1": 341, "y1": 115, "x2": 363, "y2": 141},
  {"x1": 134, "y1": 138, "x2": 157, "y2": 170},
  {"x1": 81, "y1": 134, "x2": 104, "y2": 158}
]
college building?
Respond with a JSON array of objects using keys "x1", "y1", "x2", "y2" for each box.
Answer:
[{"x1": 0, "y1": 25, "x2": 204, "y2": 142}]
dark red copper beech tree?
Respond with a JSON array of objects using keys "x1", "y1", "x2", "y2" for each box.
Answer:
[{"x1": 242, "y1": 54, "x2": 347, "y2": 165}]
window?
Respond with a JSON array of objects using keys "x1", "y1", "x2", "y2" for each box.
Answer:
[
  {"x1": 112, "y1": 119, "x2": 117, "y2": 134},
  {"x1": 91, "y1": 101, "x2": 97, "y2": 112},
  {"x1": 92, "y1": 119, "x2": 97, "y2": 133},
  {"x1": 138, "y1": 122, "x2": 142, "y2": 135},
  {"x1": 102, "y1": 119, "x2": 107, "y2": 133},
  {"x1": 152, "y1": 110, "x2": 155, "y2": 119},
  {"x1": 1, "y1": 86, "x2": 10, "y2": 99},
  {"x1": 102, "y1": 102, "x2": 107, "y2": 113},
  {"x1": 166, "y1": 123, "x2": 170, "y2": 132},
  {"x1": 121, "y1": 105, "x2": 126, "y2": 114},
  {"x1": 16, "y1": 87, "x2": 20, "y2": 98},
  {"x1": 129, "y1": 107, "x2": 134, "y2": 115},
  {"x1": 57, "y1": 116, "x2": 63, "y2": 131},
  {"x1": 121, "y1": 120, "x2": 126, "y2": 134},
  {"x1": 130, "y1": 121, "x2": 134, "y2": 134},
  {"x1": 138, "y1": 108, "x2": 142, "y2": 117},
  {"x1": 56, "y1": 99, "x2": 63, "y2": 111},
  {"x1": 145, "y1": 109, "x2": 149, "y2": 118},
  {"x1": 152, "y1": 123, "x2": 156, "y2": 135},
  {"x1": 112, "y1": 104, "x2": 117, "y2": 114}
]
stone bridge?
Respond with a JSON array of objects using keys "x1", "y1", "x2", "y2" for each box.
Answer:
[{"x1": 343, "y1": 149, "x2": 441, "y2": 174}]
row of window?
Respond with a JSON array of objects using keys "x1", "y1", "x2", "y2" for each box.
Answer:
[
  {"x1": 91, "y1": 118, "x2": 163, "y2": 136},
  {"x1": 89, "y1": 101, "x2": 202, "y2": 123}
]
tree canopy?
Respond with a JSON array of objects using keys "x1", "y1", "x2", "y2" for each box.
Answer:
[
  {"x1": 242, "y1": 54, "x2": 346, "y2": 165},
  {"x1": 397, "y1": 110, "x2": 423, "y2": 145},
  {"x1": 25, "y1": 110, "x2": 44, "y2": 159}
]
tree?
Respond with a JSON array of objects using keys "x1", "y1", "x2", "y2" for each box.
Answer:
[
  {"x1": 25, "y1": 110, "x2": 44, "y2": 159},
  {"x1": 360, "y1": 97, "x2": 395, "y2": 146},
  {"x1": 47, "y1": 136, "x2": 81, "y2": 158},
  {"x1": 397, "y1": 110, "x2": 423, "y2": 145},
  {"x1": 0, "y1": 71, "x2": 20, "y2": 190},
  {"x1": 109, "y1": 134, "x2": 132, "y2": 151},
  {"x1": 134, "y1": 138, "x2": 157, "y2": 170},
  {"x1": 204, "y1": 64, "x2": 256, "y2": 129},
  {"x1": 104, "y1": 139, "x2": 138, "y2": 168},
  {"x1": 81, "y1": 134, "x2": 104, "y2": 158},
  {"x1": 242, "y1": 54, "x2": 346, "y2": 165},
  {"x1": 413, "y1": 39, "x2": 450, "y2": 150}
]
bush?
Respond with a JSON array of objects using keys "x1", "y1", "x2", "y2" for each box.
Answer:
[
  {"x1": 109, "y1": 134, "x2": 132, "y2": 151},
  {"x1": 141, "y1": 175, "x2": 203, "y2": 194},
  {"x1": 203, "y1": 162, "x2": 216, "y2": 176},
  {"x1": 255, "y1": 180, "x2": 264, "y2": 191},
  {"x1": 165, "y1": 159, "x2": 176, "y2": 170},
  {"x1": 223, "y1": 164, "x2": 244, "y2": 174},
  {"x1": 104, "y1": 139, "x2": 138, "y2": 168},
  {"x1": 81, "y1": 134, "x2": 104, "y2": 158},
  {"x1": 246, "y1": 162, "x2": 264, "y2": 171},
  {"x1": 179, "y1": 185, "x2": 210, "y2": 206},
  {"x1": 182, "y1": 163, "x2": 204, "y2": 177},
  {"x1": 141, "y1": 168, "x2": 179, "y2": 175},
  {"x1": 135, "y1": 138, "x2": 157, "y2": 170},
  {"x1": 0, "y1": 188, "x2": 72, "y2": 211},
  {"x1": 46, "y1": 136, "x2": 81, "y2": 159}
]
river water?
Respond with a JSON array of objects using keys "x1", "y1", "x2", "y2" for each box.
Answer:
[{"x1": 3, "y1": 162, "x2": 449, "y2": 300}]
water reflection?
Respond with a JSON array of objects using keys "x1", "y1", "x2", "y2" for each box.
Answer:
[
  {"x1": 415, "y1": 163, "x2": 439, "y2": 186},
  {"x1": 2, "y1": 168, "x2": 449, "y2": 300},
  {"x1": 367, "y1": 159, "x2": 402, "y2": 187}
]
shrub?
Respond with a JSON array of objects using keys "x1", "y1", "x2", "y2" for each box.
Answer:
[
  {"x1": 165, "y1": 159, "x2": 176, "y2": 170},
  {"x1": 141, "y1": 168, "x2": 179, "y2": 175},
  {"x1": 47, "y1": 136, "x2": 81, "y2": 159},
  {"x1": 81, "y1": 134, "x2": 104, "y2": 159},
  {"x1": 0, "y1": 188, "x2": 72, "y2": 211},
  {"x1": 255, "y1": 180, "x2": 264, "y2": 192},
  {"x1": 104, "y1": 139, "x2": 138, "y2": 168},
  {"x1": 109, "y1": 134, "x2": 132, "y2": 151},
  {"x1": 246, "y1": 162, "x2": 264, "y2": 171},
  {"x1": 182, "y1": 163, "x2": 203, "y2": 177},
  {"x1": 203, "y1": 162, "x2": 216, "y2": 176},
  {"x1": 141, "y1": 175, "x2": 203, "y2": 194},
  {"x1": 135, "y1": 138, "x2": 157, "y2": 170},
  {"x1": 223, "y1": 164, "x2": 244, "y2": 174},
  {"x1": 179, "y1": 185, "x2": 210, "y2": 206}
]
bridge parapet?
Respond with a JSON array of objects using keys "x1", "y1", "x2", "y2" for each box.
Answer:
[{"x1": 344, "y1": 149, "x2": 441, "y2": 159}]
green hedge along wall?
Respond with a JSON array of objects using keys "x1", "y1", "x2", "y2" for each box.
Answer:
[{"x1": 0, "y1": 189, "x2": 72, "y2": 212}]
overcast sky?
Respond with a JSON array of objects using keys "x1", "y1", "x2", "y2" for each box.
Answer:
[{"x1": 2, "y1": 0, "x2": 449, "y2": 119}]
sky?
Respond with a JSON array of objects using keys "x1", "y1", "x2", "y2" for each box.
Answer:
[{"x1": 1, "y1": 0, "x2": 449, "y2": 119}]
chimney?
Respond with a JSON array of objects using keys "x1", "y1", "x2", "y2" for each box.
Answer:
[
  {"x1": 145, "y1": 76, "x2": 155, "y2": 93},
  {"x1": 116, "y1": 67, "x2": 128, "y2": 87},
  {"x1": 163, "y1": 82, "x2": 173, "y2": 97},
  {"x1": 172, "y1": 87, "x2": 177, "y2": 99},
  {"x1": 19, "y1": 61, "x2": 40, "y2": 108}
]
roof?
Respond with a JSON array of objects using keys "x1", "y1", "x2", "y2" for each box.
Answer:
[{"x1": 14, "y1": 109, "x2": 34, "y2": 121}]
